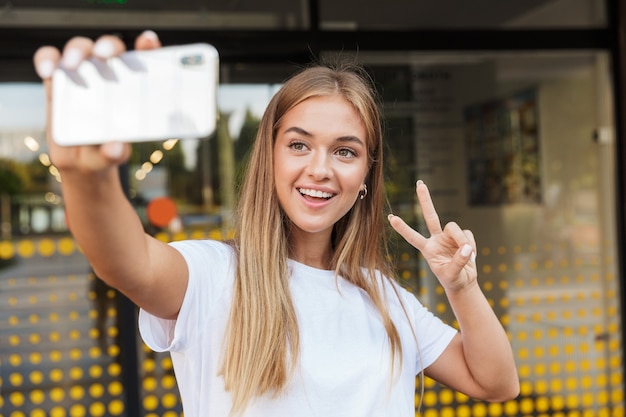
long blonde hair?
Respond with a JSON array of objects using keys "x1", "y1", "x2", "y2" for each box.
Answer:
[{"x1": 221, "y1": 63, "x2": 403, "y2": 414}]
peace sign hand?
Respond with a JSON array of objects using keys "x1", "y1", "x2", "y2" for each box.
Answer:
[{"x1": 388, "y1": 180, "x2": 477, "y2": 293}]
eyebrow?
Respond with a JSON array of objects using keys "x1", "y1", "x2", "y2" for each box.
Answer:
[{"x1": 284, "y1": 126, "x2": 365, "y2": 147}]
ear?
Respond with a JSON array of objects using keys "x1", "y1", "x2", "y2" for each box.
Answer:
[{"x1": 358, "y1": 183, "x2": 368, "y2": 200}]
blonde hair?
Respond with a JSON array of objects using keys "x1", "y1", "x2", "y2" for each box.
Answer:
[{"x1": 221, "y1": 63, "x2": 404, "y2": 414}]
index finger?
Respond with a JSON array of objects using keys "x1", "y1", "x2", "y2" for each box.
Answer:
[
  {"x1": 388, "y1": 214, "x2": 428, "y2": 251},
  {"x1": 416, "y1": 180, "x2": 443, "y2": 235},
  {"x1": 33, "y1": 46, "x2": 61, "y2": 79}
]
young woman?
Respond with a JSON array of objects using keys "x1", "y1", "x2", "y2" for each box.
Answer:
[{"x1": 34, "y1": 31, "x2": 519, "y2": 416}]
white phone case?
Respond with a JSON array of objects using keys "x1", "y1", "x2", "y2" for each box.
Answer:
[{"x1": 51, "y1": 43, "x2": 219, "y2": 146}]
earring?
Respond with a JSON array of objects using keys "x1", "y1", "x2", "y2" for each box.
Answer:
[{"x1": 359, "y1": 184, "x2": 368, "y2": 200}]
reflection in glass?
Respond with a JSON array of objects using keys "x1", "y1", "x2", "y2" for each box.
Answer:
[{"x1": 0, "y1": 49, "x2": 621, "y2": 416}]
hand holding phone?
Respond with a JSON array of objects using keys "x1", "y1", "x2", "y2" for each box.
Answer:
[{"x1": 51, "y1": 43, "x2": 219, "y2": 146}]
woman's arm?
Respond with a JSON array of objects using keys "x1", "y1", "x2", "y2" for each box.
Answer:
[
  {"x1": 33, "y1": 32, "x2": 188, "y2": 320},
  {"x1": 388, "y1": 180, "x2": 519, "y2": 401},
  {"x1": 424, "y1": 286, "x2": 519, "y2": 401}
]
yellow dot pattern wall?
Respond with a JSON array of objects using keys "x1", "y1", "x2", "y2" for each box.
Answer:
[
  {"x1": 1, "y1": 231, "x2": 623, "y2": 417},
  {"x1": 0, "y1": 237, "x2": 130, "y2": 417},
  {"x1": 404, "y1": 240, "x2": 624, "y2": 417}
]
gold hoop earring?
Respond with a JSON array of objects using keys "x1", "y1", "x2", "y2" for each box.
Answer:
[{"x1": 359, "y1": 184, "x2": 368, "y2": 200}]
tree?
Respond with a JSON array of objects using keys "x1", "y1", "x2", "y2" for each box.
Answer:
[
  {"x1": 234, "y1": 107, "x2": 261, "y2": 192},
  {"x1": 0, "y1": 159, "x2": 28, "y2": 195}
]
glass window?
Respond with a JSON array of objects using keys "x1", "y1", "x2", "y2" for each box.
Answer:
[
  {"x1": 0, "y1": 76, "x2": 288, "y2": 416},
  {"x1": 0, "y1": 48, "x2": 620, "y2": 416},
  {"x1": 322, "y1": 48, "x2": 620, "y2": 414}
]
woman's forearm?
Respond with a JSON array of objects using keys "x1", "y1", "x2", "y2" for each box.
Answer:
[
  {"x1": 445, "y1": 282, "x2": 520, "y2": 399},
  {"x1": 60, "y1": 167, "x2": 152, "y2": 291}
]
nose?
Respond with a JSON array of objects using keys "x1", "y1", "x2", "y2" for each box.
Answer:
[{"x1": 306, "y1": 151, "x2": 332, "y2": 180}]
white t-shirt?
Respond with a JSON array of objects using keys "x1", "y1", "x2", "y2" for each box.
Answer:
[{"x1": 139, "y1": 239, "x2": 457, "y2": 417}]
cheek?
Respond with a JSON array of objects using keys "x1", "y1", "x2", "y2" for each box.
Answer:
[
  {"x1": 273, "y1": 159, "x2": 293, "y2": 199},
  {"x1": 273, "y1": 152, "x2": 287, "y2": 185},
  {"x1": 273, "y1": 157, "x2": 291, "y2": 186},
  {"x1": 345, "y1": 163, "x2": 369, "y2": 187}
]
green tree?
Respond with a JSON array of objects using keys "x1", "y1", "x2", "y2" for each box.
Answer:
[
  {"x1": 0, "y1": 159, "x2": 29, "y2": 195},
  {"x1": 130, "y1": 140, "x2": 193, "y2": 202},
  {"x1": 234, "y1": 108, "x2": 261, "y2": 190},
  {"x1": 24, "y1": 159, "x2": 52, "y2": 193}
]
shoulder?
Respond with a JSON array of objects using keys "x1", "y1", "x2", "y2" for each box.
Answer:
[
  {"x1": 371, "y1": 271, "x2": 443, "y2": 327},
  {"x1": 168, "y1": 239, "x2": 237, "y2": 290},
  {"x1": 369, "y1": 268, "x2": 420, "y2": 305},
  {"x1": 169, "y1": 239, "x2": 235, "y2": 264}
]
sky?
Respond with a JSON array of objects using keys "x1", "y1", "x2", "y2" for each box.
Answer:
[
  {"x1": 0, "y1": 83, "x2": 47, "y2": 129},
  {"x1": 218, "y1": 84, "x2": 281, "y2": 138}
]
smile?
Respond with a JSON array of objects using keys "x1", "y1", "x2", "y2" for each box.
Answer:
[{"x1": 298, "y1": 188, "x2": 335, "y2": 199}]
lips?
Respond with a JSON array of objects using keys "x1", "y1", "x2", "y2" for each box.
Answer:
[{"x1": 298, "y1": 188, "x2": 335, "y2": 200}]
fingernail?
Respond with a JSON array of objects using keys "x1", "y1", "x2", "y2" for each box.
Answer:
[
  {"x1": 141, "y1": 30, "x2": 159, "y2": 41},
  {"x1": 93, "y1": 40, "x2": 115, "y2": 58},
  {"x1": 416, "y1": 180, "x2": 424, "y2": 187},
  {"x1": 387, "y1": 214, "x2": 395, "y2": 221},
  {"x1": 461, "y1": 244, "x2": 472, "y2": 257},
  {"x1": 471, "y1": 252, "x2": 477, "y2": 263},
  {"x1": 61, "y1": 48, "x2": 83, "y2": 70},
  {"x1": 103, "y1": 141, "x2": 124, "y2": 159},
  {"x1": 36, "y1": 60, "x2": 55, "y2": 79}
]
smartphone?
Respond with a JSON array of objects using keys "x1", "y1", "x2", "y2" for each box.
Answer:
[{"x1": 51, "y1": 43, "x2": 219, "y2": 146}]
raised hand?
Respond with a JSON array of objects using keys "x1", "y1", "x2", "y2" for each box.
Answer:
[
  {"x1": 32, "y1": 31, "x2": 162, "y2": 174},
  {"x1": 388, "y1": 180, "x2": 477, "y2": 293}
]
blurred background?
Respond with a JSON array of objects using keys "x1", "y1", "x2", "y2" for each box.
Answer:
[{"x1": 0, "y1": 1, "x2": 624, "y2": 416}]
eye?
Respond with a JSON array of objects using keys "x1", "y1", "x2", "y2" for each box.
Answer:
[
  {"x1": 289, "y1": 141, "x2": 308, "y2": 152},
  {"x1": 336, "y1": 148, "x2": 357, "y2": 158}
]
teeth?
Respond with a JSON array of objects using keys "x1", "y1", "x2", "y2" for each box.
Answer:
[{"x1": 299, "y1": 188, "x2": 334, "y2": 199}]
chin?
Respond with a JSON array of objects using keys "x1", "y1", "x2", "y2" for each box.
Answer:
[{"x1": 291, "y1": 222, "x2": 334, "y2": 236}]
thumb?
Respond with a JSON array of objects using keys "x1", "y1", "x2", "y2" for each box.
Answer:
[{"x1": 100, "y1": 141, "x2": 131, "y2": 164}]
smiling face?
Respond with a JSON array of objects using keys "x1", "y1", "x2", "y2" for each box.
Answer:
[{"x1": 273, "y1": 94, "x2": 369, "y2": 246}]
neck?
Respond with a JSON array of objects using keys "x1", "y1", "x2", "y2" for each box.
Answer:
[{"x1": 288, "y1": 228, "x2": 333, "y2": 270}]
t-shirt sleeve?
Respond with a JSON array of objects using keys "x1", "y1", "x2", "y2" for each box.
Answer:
[
  {"x1": 138, "y1": 239, "x2": 234, "y2": 353},
  {"x1": 396, "y1": 286, "x2": 457, "y2": 373}
]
